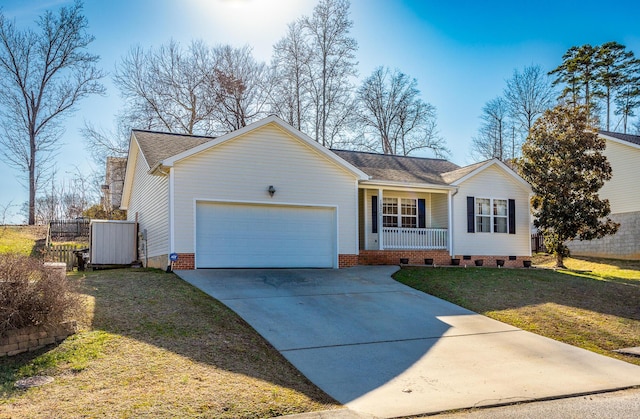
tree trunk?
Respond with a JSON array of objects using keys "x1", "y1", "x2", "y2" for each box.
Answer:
[
  {"x1": 555, "y1": 252, "x2": 566, "y2": 268},
  {"x1": 28, "y1": 132, "x2": 36, "y2": 225}
]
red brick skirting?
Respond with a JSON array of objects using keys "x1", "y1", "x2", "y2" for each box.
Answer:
[
  {"x1": 171, "y1": 252, "x2": 529, "y2": 270},
  {"x1": 358, "y1": 250, "x2": 451, "y2": 266},
  {"x1": 339, "y1": 254, "x2": 359, "y2": 268},
  {"x1": 172, "y1": 253, "x2": 195, "y2": 270},
  {"x1": 452, "y1": 255, "x2": 529, "y2": 268}
]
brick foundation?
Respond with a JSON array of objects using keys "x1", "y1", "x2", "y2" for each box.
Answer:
[
  {"x1": 171, "y1": 253, "x2": 195, "y2": 270},
  {"x1": 358, "y1": 250, "x2": 451, "y2": 266},
  {"x1": 0, "y1": 321, "x2": 77, "y2": 357},
  {"x1": 452, "y1": 255, "x2": 529, "y2": 268},
  {"x1": 167, "y1": 251, "x2": 530, "y2": 270},
  {"x1": 339, "y1": 254, "x2": 359, "y2": 268}
]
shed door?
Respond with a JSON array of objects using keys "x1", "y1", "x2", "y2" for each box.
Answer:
[{"x1": 196, "y1": 202, "x2": 336, "y2": 268}]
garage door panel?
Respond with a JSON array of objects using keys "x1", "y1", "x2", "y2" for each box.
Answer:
[{"x1": 196, "y1": 203, "x2": 336, "y2": 268}]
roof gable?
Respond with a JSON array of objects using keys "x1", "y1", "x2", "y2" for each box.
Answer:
[
  {"x1": 446, "y1": 158, "x2": 531, "y2": 192},
  {"x1": 130, "y1": 116, "x2": 368, "y2": 180}
]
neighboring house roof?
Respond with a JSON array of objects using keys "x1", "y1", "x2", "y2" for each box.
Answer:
[
  {"x1": 599, "y1": 131, "x2": 640, "y2": 148},
  {"x1": 132, "y1": 130, "x2": 215, "y2": 169},
  {"x1": 332, "y1": 150, "x2": 460, "y2": 186}
]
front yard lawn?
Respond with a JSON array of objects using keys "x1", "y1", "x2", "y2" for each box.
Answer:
[
  {"x1": 394, "y1": 255, "x2": 640, "y2": 367},
  {"x1": 0, "y1": 269, "x2": 337, "y2": 418}
]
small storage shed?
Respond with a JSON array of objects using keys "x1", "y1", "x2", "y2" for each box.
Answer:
[{"x1": 90, "y1": 220, "x2": 137, "y2": 265}]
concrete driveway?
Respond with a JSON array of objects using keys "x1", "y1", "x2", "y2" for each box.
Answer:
[{"x1": 176, "y1": 266, "x2": 640, "y2": 418}]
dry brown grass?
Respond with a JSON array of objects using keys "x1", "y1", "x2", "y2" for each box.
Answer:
[
  {"x1": 0, "y1": 269, "x2": 337, "y2": 418},
  {"x1": 0, "y1": 225, "x2": 48, "y2": 256},
  {"x1": 395, "y1": 257, "x2": 640, "y2": 367}
]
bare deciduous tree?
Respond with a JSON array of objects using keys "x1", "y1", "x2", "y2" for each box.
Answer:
[
  {"x1": 271, "y1": 20, "x2": 312, "y2": 131},
  {"x1": 504, "y1": 65, "x2": 555, "y2": 139},
  {"x1": 82, "y1": 116, "x2": 130, "y2": 166},
  {"x1": 210, "y1": 45, "x2": 272, "y2": 131},
  {"x1": 471, "y1": 97, "x2": 511, "y2": 161},
  {"x1": 114, "y1": 40, "x2": 217, "y2": 135},
  {"x1": 303, "y1": 0, "x2": 358, "y2": 146},
  {"x1": 357, "y1": 66, "x2": 447, "y2": 157},
  {"x1": 0, "y1": 1, "x2": 105, "y2": 225}
]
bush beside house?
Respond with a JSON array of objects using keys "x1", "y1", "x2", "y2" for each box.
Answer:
[{"x1": 0, "y1": 254, "x2": 81, "y2": 356}]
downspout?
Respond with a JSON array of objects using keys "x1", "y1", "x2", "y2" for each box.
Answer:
[
  {"x1": 168, "y1": 167, "x2": 175, "y2": 272},
  {"x1": 157, "y1": 165, "x2": 174, "y2": 272},
  {"x1": 448, "y1": 188, "x2": 458, "y2": 257},
  {"x1": 378, "y1": 188, "x2": 384, "y2": 250}
]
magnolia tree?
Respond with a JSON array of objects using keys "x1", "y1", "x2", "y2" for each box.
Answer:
[{"x1": 519, "y1": 104, "x2": 619, "y2": 267}]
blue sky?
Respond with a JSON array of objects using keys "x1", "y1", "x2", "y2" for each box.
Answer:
[{"x1": 1, "y1": 0, "x2": 640, "y2": 223}]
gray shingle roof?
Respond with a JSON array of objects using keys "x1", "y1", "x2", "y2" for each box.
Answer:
[
  {"x1": 440, "y1": 160, "x2": 489, "y2": 184},
  {"x1": 332, "y1": 150, "x2": 461, "y2": 185},
  {"x1": 131, "y1": 129, "x2": 485, "y2": 187},
  {"x1": 133, "y1": 130, "x2": 215, "y2": 168},
  {"x1": 600, "y1": 130, "x2": 640, "y2": 146}
]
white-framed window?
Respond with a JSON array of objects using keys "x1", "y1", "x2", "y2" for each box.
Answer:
[
  {"x1": 476, "y1": 197, "x2": 508, "y2": 233},
  {"x1": 383, "y1": 197, "x2": 417, "y2": 228},
  {"x1": 493, "y1": 199, "x2": 508, "y2": 233},
  {"x1": 476, "y1": 198, "x2": 491, "y2": 233},
  {"x1": 382, "y1": 197, "x2": 398, "y2": 227},
  {"x1": 401, "y1": 198, "x2": 417, "y2": 228}
]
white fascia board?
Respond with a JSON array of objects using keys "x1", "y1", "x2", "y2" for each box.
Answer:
[
  {"x1": 599, "y1": 133, "x2": 640, "y2": 150},
  {"x1": 120, "y1": 132, "x2": 147, "y2": 210},
  {"x1": 451, "y1": 159, "x2": 532, "y2": 192},
  {"x1": 358, "y1": 180, "x2": 455, "y2": 193}
]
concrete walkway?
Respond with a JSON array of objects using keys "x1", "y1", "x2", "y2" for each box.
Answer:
[{"x1": 176, "y1": 266, "x2": 640, "y2": 418}]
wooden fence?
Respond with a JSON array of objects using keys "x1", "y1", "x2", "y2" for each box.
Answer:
[
  {"x1": 44, "y1": 244, "x2": 88, "y2": 271},
  {"x1": 531, "y1": 232, "x2": 547, "y2": 253},
  {"x1": 48, "y1": 219, "x2": 90, "y2": 242}
]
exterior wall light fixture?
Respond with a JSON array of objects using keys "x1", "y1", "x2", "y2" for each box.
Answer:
[{"x1": 268, "y1": 185, "x2": 276, "y2": 197}]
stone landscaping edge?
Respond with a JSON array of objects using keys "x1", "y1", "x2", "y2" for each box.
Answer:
[{"x1": 0, "y1": 320, "x2": 78, "y2": 357}]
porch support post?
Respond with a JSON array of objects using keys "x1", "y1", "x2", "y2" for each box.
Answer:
[{"x1": 378, "y1": 188, "x2": 384, "y2": 250}]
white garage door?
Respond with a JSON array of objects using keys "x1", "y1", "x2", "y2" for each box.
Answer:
[{"x1": 196, "y1": 202, "x2": 336, "y2": 268}]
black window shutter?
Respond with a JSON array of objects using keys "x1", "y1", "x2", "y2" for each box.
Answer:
[
  {"x1": 418, "y1": 199, "x2": 426, "y2": 228},
  {"x1": 372, "y1": 196, "x2": 378, "y2": 234},
  {"x1": 467, "y1": 196, "x2": 475, "y2": 233},
  {"x1": 508, "y1": 199, "x2": 516, "y2": 234}
]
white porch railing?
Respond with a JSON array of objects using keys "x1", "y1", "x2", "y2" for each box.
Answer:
[{"x1": 382, "y1": 227, "x2": 448, "y2": 250}]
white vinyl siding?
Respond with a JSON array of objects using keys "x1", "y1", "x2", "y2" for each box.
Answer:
[
  {"x1": 430, "y1": 194, "x2": 449, "y2": 228},
  {"x1": 600, "y1": 139, "x2": 640, "y2": 214},
  {"x1": 172, "y1": 123, "x2": 359, "y2": 256},
  {"x1": 453, "y1": 165, "x2": 530, "y2": 256},
  {"x1": 126, "y1": 143, "x2": 169, "y2": 260}
]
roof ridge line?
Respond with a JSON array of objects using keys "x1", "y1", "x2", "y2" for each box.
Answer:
[
  {"x1": 331, "y1": 148, "x2": 451, "y2": 162},
  {"x1": 132, "y1": 128, "x2": 218, "y2": 140}
]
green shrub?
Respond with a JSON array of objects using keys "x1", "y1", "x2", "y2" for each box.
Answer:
[{"x1": 0, "y1": 254, "x2": 82, "y2": 335}]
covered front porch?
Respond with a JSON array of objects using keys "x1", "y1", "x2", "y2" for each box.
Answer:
[{"x1": 358, "y1": 186, "x2": 453, "y2": 252}]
